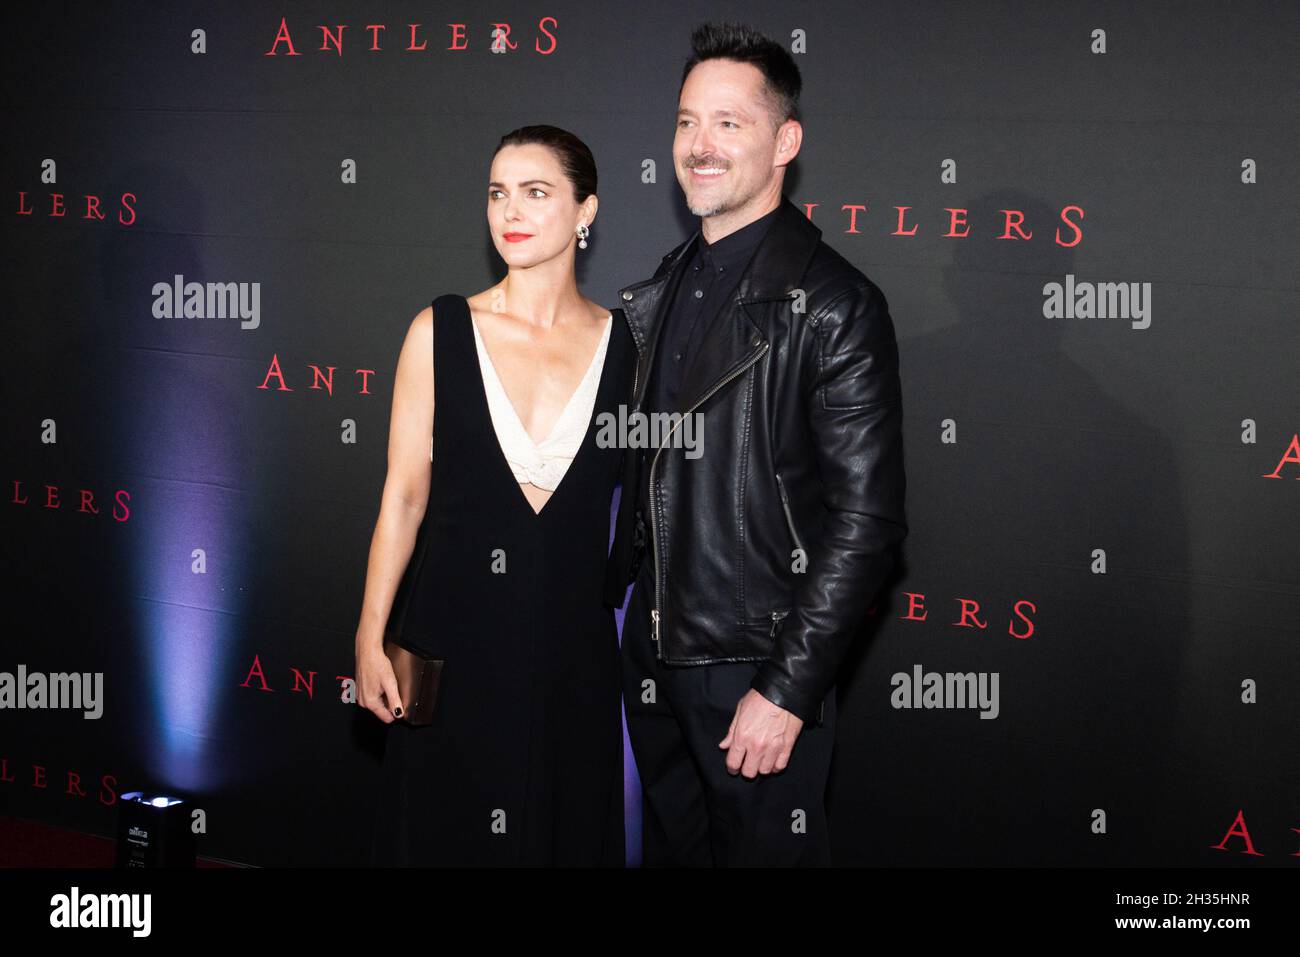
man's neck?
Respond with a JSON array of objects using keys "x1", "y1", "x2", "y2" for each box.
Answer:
[{"x1": 700, "y1": 194, "x2": 781, "y2": 245}]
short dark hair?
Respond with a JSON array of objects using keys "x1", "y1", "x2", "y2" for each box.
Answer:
[
  {"x1": 679, "y1": 22, "x2": 802, "y2": 131},
  {"x1": 493, "y1": 125, "x2": 597, "y2": 205}
]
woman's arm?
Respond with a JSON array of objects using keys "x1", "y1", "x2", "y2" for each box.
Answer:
[{"x1": 355, "y1": 305, "x2": 434, "y2": 720}]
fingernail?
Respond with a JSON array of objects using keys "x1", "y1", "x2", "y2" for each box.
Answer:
[{"x1": 393, "y1": 707, "x2": 403, "y2": 718}]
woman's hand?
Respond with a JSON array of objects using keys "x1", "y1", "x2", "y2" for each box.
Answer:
[{"x1": 356, "y1": 640, "x2": 403, "y2": 723}]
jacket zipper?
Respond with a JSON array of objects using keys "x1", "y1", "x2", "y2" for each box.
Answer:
[
  {"x1": 773, "y1": 471, "x2": 804, "y2": 554},
  {"x1": 768, "y1": 608, "x2": 789, "y2": 637},
  {"x1": 648, "y1": 339, "x2": 771, "y2": 658},
  {"x1": 774, "y1": 476, "x2": 823, "y2": 725},
  {"x1": 630, "y1": 347, "x2": 639, "y2": 409}
]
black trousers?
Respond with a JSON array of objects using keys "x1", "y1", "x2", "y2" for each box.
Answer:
[{"x1": 621, "y1": 567, "x2": 837, "y2": 867}]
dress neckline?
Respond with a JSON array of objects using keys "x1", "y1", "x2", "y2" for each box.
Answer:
[{"x1": 469, "y1": 306, "x2": 613, "y2": 449}]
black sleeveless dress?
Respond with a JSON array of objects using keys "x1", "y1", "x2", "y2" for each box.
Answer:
[{"x1": 369, "y1": 293, "x2": 633, "y2": 867}]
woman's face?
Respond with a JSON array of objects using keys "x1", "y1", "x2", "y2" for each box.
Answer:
[{"x1": 487, "y1": 143, "x2": 590, "y2": 268}]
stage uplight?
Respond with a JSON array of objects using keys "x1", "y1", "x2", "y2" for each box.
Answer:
[{"x1": 115, "y1": 790, "x2": 196, "y2": 867}]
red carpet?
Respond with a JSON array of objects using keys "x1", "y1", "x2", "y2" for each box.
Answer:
[{"x1": 0, "y1": 815, "x2": 241, "y2": 868}]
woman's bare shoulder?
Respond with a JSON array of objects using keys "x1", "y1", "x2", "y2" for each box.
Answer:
[
  {"x1": 402, "y1": 306, "x2": 434, "y2": 357},
  {"x1": 398, "y1": 306, "x2": 434, "y2": 370}
]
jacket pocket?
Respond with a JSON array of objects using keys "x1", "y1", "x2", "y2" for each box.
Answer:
[{"x1": 774, "y1": 471, "x2": 805, "y2": 556}]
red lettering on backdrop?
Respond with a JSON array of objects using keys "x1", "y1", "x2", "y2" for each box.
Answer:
[
  {"x1": 260, "y1": 354, "x2": 291, "y2": 391},
  {"x1": 264, "y1": 17, "x2": 301, "y2": 56},
  {"x1": 898, "y1": 591, "x2": 1037, "y2": 638},
  {"x1": 1210, "y1": 809, "x2": 1265, "y2": 856},
  {"x1": 901, "y1": 592, "x2": 928, "y2": 621},
  {"x1": 1263, "y1": 434, "x2": 1300, "y2": 478},
  {"x1": 842, "y1": 204, "x2": 866, "y2": 233},
  {"x1": 490, "y1": 22, "x2": 517, "y2": 51},
  {"x1": 1009, "y1": 600, "x2": 1037, "y2": 639},
  {"x1": 318, "y1": 25, "x2": 347, "y2": 55},
  {"x1": 9, "y1": 483, "x2": 129, "y2": 520},
  {"x1": 893, "y1": 207, "x2": 919, "y2": 236},
  {"x1": 265, "y1": 18, "x2": 558, "y2": 54},
  {"x1": 1056, "y1": 205, "x2": 1084, "y2": 247},
  {"x1": 308, "y1": 365, "x2": 337, "y2": 395},
  {"x1": 999, "y1": 209, "x2": 1033, "y2": 240},
  {"x1": 240, "y1": 655, "x2": 273, "y2": 692},
  {"x1": 536, "y1": 16, "x2": 558, "y2": 54},
  {"x1": 0, "y1": 758, "x2": 120, "y2": 805},
  {"x1": 290, "y1": 669, "x2": 318, "y2": 698},
  {"x1": 258, "y1": 356, "x2": 378, "y2": 394},
  {"x1": 66, "y1": 771, "x2": 88, "y2": 798},
  {"x1": 952, "y1": 598, "x2": 989, "y2": 629},
  {"x1": 794, "y1": 203, "x2": 1087, "y2": 245},
  {"x1": 14, "y1": 191, "x2": 136, "y2": 224}
]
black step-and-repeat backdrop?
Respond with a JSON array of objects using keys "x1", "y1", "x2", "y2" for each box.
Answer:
[{"x1": 3, "y1": 1, "x2": 1297, "y2": 867}]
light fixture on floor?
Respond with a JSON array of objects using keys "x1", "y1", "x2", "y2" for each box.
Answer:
[{"x1": 115, "y1": 791, "x2": 196, "y2": 867}]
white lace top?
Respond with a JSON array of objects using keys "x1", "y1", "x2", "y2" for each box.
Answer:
[{"x1": 452, "y1": 314, "x2": 613, "y2": 490}]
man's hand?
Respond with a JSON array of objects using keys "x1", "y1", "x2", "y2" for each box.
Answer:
[{"x1": 719, "y1": 688, "x2": 804, "y2": 778}]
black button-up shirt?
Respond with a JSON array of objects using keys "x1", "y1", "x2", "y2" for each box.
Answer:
[{"x1": 636, "y1": 204, "x2": 781, "y2": 527}]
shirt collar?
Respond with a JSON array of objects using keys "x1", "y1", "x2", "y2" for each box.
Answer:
[{"x1": 693, "y1": 203, "x2": 782, "y2": 274}]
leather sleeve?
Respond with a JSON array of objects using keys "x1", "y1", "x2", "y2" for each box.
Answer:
[
  {"x1": 749, "y1": 281, "x2": 908, "y2": 722},
  {"x1": 602, "y1": 445, "x2": 642, "y2": 608},
  {"x1": 602, "y1": 253, "x2": 678, "y2": 607}
]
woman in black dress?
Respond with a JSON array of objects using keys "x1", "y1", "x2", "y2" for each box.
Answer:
[{"x1": 354, "y1": 126, "x2": 634, "y2": 865}]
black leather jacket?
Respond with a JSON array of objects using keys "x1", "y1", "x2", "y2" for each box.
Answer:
[{"x1": 604, "y1": 196, "x2": 908, "y2": 726}]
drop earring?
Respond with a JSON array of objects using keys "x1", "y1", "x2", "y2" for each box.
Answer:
[{"x1": 576, "y1": 223, "x2": 589, "y2": 249}]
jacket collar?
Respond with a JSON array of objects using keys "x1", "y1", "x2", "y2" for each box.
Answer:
[
  {"x1": 620, "y1": 195, "x2": 821, "y2": 347},
  {"x1": 618, "y1": 195, "x2": 822, "y2": 411}
]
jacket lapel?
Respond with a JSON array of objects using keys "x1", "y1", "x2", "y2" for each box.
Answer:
[
  {"x1": 618, "y1": 196, "x2": 823, "y2": 414},
  {"x1": 618, "y1": 232, "x2": 698, "y2": 408},
  {"x1": 675, "y1": 197, "x2": 822, "y2": 413}
]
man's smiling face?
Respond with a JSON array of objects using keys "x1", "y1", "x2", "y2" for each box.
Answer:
[{"x1": 674, "y1": 58, "x2": 787, "y2": 221}]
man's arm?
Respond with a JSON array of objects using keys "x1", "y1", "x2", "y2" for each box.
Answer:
[{"x1": 749, "y1": 280, "x2": 908, "y2": 722}]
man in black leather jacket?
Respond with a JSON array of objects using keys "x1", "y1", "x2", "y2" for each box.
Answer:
[{"x1": 605, "y1": 22, "x2": 908, "y2": 866}]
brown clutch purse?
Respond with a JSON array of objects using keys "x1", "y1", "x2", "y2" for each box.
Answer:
[
  {"x1": 380, "y1": 518, "x2": 444, "y2": 726},
  {"x1": 383, "y1": 634, "x2": 444, "y2": 726}
]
